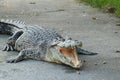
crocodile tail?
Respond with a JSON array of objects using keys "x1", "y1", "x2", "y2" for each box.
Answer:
[{"x1": 0, "y1": 19, "x2": 25, "y2": 35}]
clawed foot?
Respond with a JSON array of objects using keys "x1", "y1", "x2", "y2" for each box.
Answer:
[
  {"x1": 6, "y1": 59, "x2": 17, "y2": 63},
  {"x1": 2, "y1": 44, "x2": 14, "y2": 51}
]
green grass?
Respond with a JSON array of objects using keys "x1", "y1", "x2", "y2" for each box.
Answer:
[{"x1": 76, "y1": 0, "x2": 120, "y2": 17}]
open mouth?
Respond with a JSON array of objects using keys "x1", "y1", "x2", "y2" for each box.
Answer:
[
  {"x1": 48, "y1": 39, "x2": 82, "y2": 68},
  {"x1": 56, "y1": 46, "x2": 81, "y2": 68},
  {"x1": 55, "y1": 40, "x2": 82, "y2": 68}
]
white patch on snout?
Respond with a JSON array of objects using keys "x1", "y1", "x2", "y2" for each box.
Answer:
[{"x1": 57, "y1": 40, "x2": 82, "y2": 48}]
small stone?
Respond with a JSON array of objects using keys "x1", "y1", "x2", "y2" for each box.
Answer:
[
  {"x1": 103, "y1": 61, "x2": 107, "y2": 64},
  {"x1": 116, "y1": 23, "x2": 120, "y2": 26},
  {"x1": 92, "y1": 17, "x2": 97, "y2": 20},
  {"x1": 114, "y1": 32, "x2": 118, "y2": 33},
  {"x1": 29, "y1": 2, "x2": 36, "y2": 4},
  {"x1": 57, "y1": 9, "x2": 65, "y2": 12},
  {"x1": 83, "y1": 60, "x2": 86, "y2": 63},
  {"x1": 94, "y1": 63, "x2": 98, "y2": 65},
  {"x1": 76, "y1": 71, "x2": 80, "y2": 74},
  {"x1": 115, "y1": 50, "x2": 120, "y2": 53}
]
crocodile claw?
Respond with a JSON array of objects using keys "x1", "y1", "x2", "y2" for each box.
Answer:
[
  {"x1": 2, "y1": 44, "x2": 14, "y2": 51},
  {"x1": 6, "y1": 59, "x2": 17, "y2": 63}
]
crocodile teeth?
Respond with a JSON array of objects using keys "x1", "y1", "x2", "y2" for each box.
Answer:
[
  {"x1": 65, "y1": 43, "x2": 71, "y2": 48},
  {"x1": 70, "y1": 41, "x2": 75, "y2": 47}
]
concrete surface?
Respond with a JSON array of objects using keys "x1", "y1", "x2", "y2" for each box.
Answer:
[{"x1": 0, "y1": 0, "x2": 120, "y2": 80}]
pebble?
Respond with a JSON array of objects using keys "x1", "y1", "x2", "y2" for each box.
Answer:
[
  {"x1": 83, "y1": 60, "x2": 86, "y2": 63},
  {"x1": 114, "y1": 32, "x2": 118, "y2": 33},
  {"x1": 76, "y1": 71, "x2": 80, "y2": 74},
  {"x1": 29, "y1": 2, "x2": 36, "y2": 4},
  {"x1": 116, "y1": 23, "x2": 120, "y2": 26},
  {"x1": 94, "y1": 63, "x2": 98, "y2": 65},
  {"x1": 115, "y1": 50, "x2": 120, "y2": 53},
  {"x1": 103, "y1": 61, "x2": 107, "y2": 64},
  {"x1": 92, "y1": 17, "x2": 97, "y2": 20}
]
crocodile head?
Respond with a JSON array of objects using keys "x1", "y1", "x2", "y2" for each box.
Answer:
[{"x1": 45, "y1": 38, "x2": 82, "y2": 69}]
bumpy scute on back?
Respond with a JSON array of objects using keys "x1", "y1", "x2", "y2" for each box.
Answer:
[{"x1": 0, "y1": 19, "x2": 97, "y2": 69}]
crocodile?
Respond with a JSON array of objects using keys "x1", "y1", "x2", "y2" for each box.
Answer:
[{"x1": 0, "y1": 19, "x2": 97, "y2": 69}]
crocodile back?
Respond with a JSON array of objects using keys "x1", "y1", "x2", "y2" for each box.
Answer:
[{"x1": 15, "y1": 25, "x2": 63, "y2": 51}]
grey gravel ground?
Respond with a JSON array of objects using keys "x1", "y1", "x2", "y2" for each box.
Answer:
[{"x1": 0, "y1": 0, "x2": 120, "y2": 80}]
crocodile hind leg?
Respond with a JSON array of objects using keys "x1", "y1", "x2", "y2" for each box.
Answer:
[
  {"x1": 3, "y1": 30, "x2": 23, "y2": 51},
  {"x1": 6, "y1": 49, "x2": 43, "y2": 63},
  {"x1": 76, "y1": 47, "x2": 98, "y2": 55}
]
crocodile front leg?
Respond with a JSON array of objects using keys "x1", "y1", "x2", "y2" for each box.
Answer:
[
  {"x1": 7, "y1": 49, "x2": 44, "y2": 63},
  {"x1": 3, "y1": 30, "x2": 23, "y2": 51},
  {"x1": 76, "y1": 47, "x2": 98, "y2": 55}
]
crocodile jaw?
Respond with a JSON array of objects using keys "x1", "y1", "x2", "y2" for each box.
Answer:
[{"x1": 45, "y1": 46, "x2": 82, "y2": 69}]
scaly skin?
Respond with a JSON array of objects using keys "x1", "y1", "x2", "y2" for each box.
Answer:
[{"x1": 0, "y1": 19, "x2": 97, "y2": 68}]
